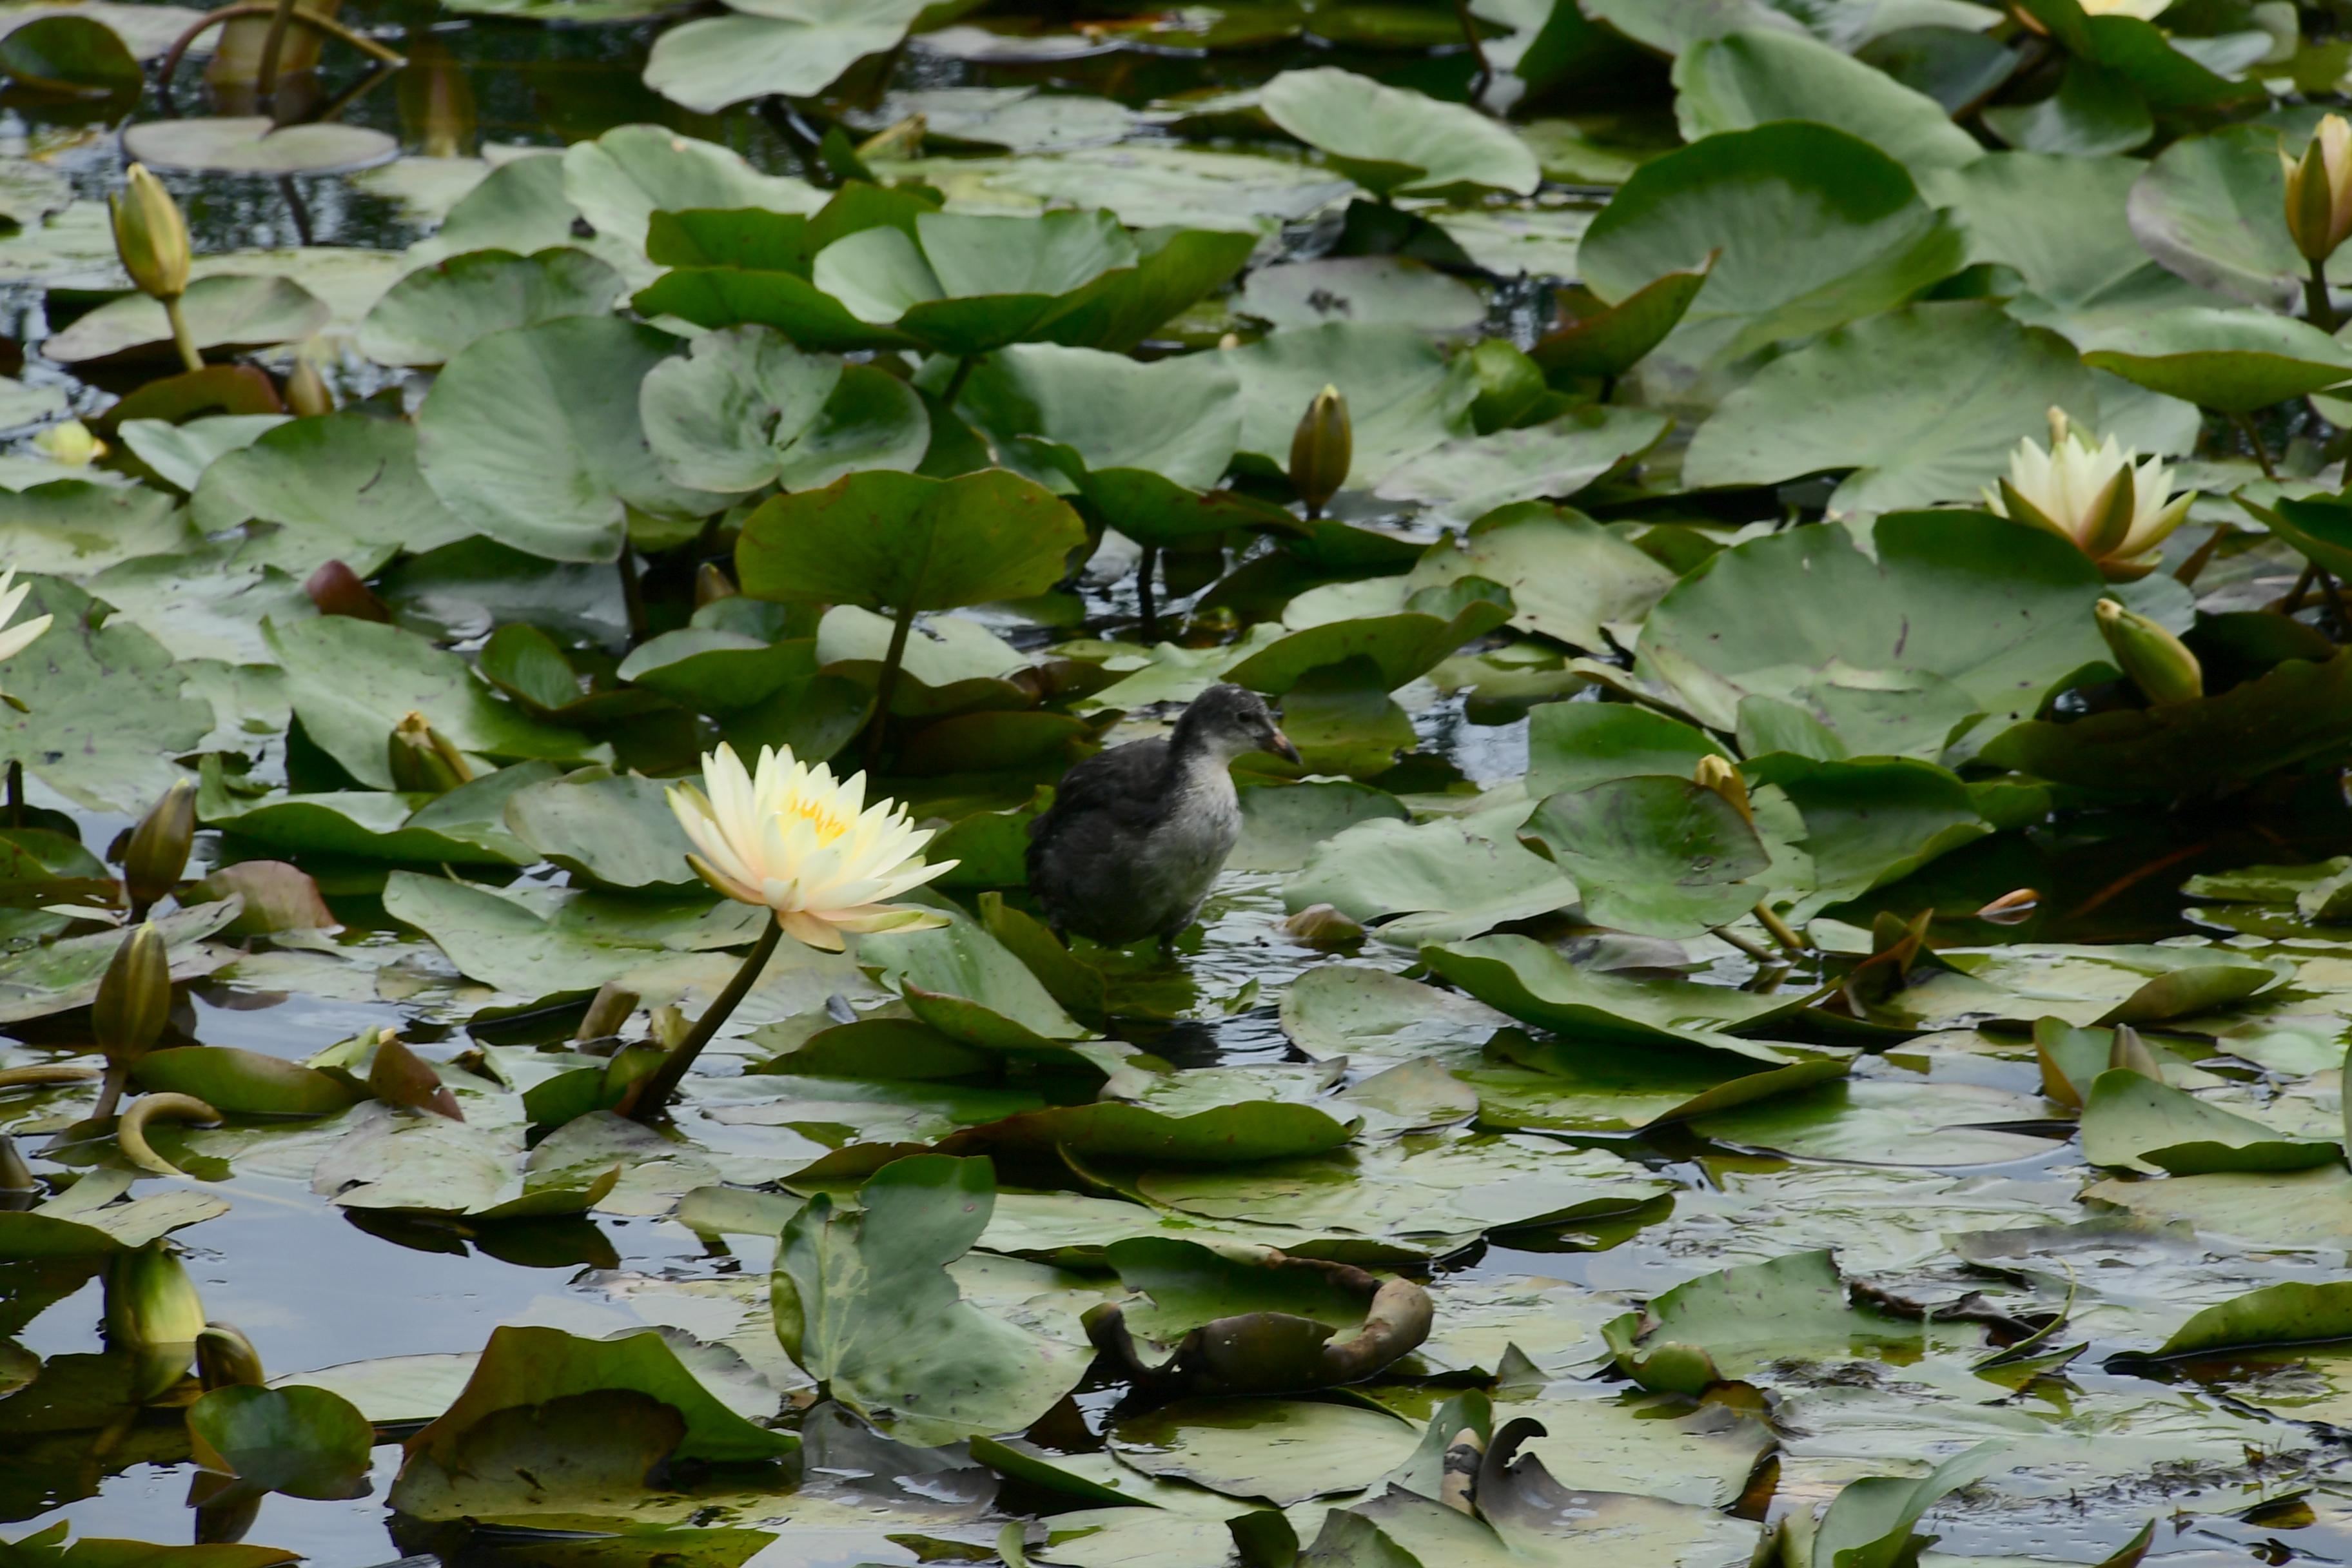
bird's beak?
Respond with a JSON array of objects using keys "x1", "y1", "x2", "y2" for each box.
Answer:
[{"x1": 1266, "y1": 729, "x2": 1302, "y2": 765}]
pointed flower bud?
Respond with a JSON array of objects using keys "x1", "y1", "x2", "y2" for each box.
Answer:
[
  {"x1": 122, "y1": 778, "x2": 195, "y2": 911},
  {"x1": 304, "y1": 559, "x2": 391, "y2": 623},
  {"x1": 106, "y1": 1242, "x2": 204, "y2": 1400},
  {"x1": 387, "y1": 710, "x2": 473, "y2": 794},
  {"x1": 93, "y1": 921, "x2": 171, "y2": 1072},
  {"x1": 694, "y1": 561, "x2": 738, "y2": 605},
  {"x1": 0, "y1": 1131, "x2": 32, "y2": 1195},
  {"x1": 1692, "y1": 754, "x2": 1754, "y2": 826},
  {"x1": 1288, "y1": 384, "x2": 1351, "y2": 520},
  {"x1": 2283, "y1": 115, "x2": 2352, "y2": 264},
  {"x1": 32, "y1": 420, "x2": 103, "y2": 466},
  {"x1": 2095, "y1": 599, "x2": 2203, "y2": 706},
  {"x1": 284, "y1": 355, "x2": 333, "y2": 418},
  {"x1": 109, "y1": 164, "x2": 190, "y2": 304},
  {"x1": 196, "y1": 1322, "x2": 265, "y2": 1389},
  {"x1": 2108, "y1": 1022, "x2": 2165, "y2": 1081}
]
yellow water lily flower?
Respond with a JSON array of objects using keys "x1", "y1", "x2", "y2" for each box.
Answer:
[
  {"x1": 1983, "y1": 408, "x2": 2193, "y2": 582},
  {"x1": 2015, "y1": 0, "x2": 2168, "y2": 30},
  {"x1": 667, "y1": 742, "x2": 954, "y2": 951}
]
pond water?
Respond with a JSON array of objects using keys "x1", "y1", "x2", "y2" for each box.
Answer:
[{"x1": 4, "y1": 3, "x2": 2352, "y2": 1567}]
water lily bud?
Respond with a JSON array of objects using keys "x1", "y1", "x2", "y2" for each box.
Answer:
[
  {"x1": 106, "y1": 1243, "x2": 204, "y2": 1400},
  {"x1": 1692, "y1": 754, "x2": 1754, "y2": 826},
  {"x1": 93, "y1": 922, "x2": 170, "y2": 1071},
  {"x1": 2108, "y1": 1023, "x2": 2164, "y2": 1081},
  {"x1": 1288, "y1": 384, "x2": 1351, "y2": 519},
  {"x1": 694, "y1": 562, "x2": 738, "y2": 605},
  {"x1": 304, "y1": 558, "x2": 392, "y2": 623},
  {"x1": 122, "y1": 778, "x2": 196, "y2": 912},
  {"x1": 109, "y1": 164, "x2": 190, "y2": 304},
  {"x1": 0, "y1": 1132, "x2": 32, "y2": 1195},
  {"x1": 1283, "y1": 903, "x2": 1365, "y2": 948},
  {"x1": 32, "y1": 420, "x2": 103, "y2": 466},
  {"x1": 2282, "y1": 115, "x2": 2352, "y2": 264},
  {"x1": 2095, "y1": 599, "x2": 2203, "y2": 706},
  {"x1": 196, "y1": 1322, "x2": 264, "y2": 1389},
  {"x1": 283, "y1": 355, "x2": 333, "y2": 418},
  {"x1": 387, "y1": 710, "x2": 473, "y2": 794}
]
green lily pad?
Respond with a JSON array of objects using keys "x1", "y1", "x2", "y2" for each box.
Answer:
[
  {"x1": 0, "y1": 576, "x2": 211, "y2": 812},
  {"x1": 2081, "y1": 308, "x2": 2352, "y2": 413},
  {"x1": 1634, "y1": 511, "x2": 2108, "y2": 753},
  {"x1": 1522, "y1": 775, "x2": 1770, "y2": 939},
  {"x1": 1372, "y1": 406, "x2": 1672, "y2": 520},
  {"x1": 773, "y1": 1154, "x2": 1089, "y2": 1446},
  {"x1": 2126, "y1": 124, "x2": 2335, "y2": 313},
  {"x1": 197, "y1": 756, "x2": 544, "y2": 866},
  {"x1": 117, "y1": 413, "x2": 287, "y2": 493},
  {"x1": 809, "y1": 208, "x2": 1145, "y2": 358},
  {"x1": 1108, "y1": 1396, "x2": 1417, "y2": 1506},
  {"x1": 416, "y1": 315, "x2": 719, "y2": 564},
  {"x1": 736, "y1": 467, "x2": 1085, "y2": 613},
  {"x1": 1533, "y1": 262, "x2": 1714, "y2": 382},
  {"x1": 42, "y1": 274, "x2": 329, "y2": 365},
  {"x1": 132, "y1": 1046, "x2": 364, "y2": 1117},
  {"x1": 1526, "y1": 701, "x2": 1732, "y2": 797},
  {"x1": 2079, "y1": 1068, "x2": 2338, "y2": 1175},
  {"x1": 1610, "y1": 1250, "x2": 1959, "y2": 1390},
  {"x1": 562, "y1": 124, "x2": 823, "y2": 273},
  {"x1": 638, "y1": 325, "x2": 928, "y2": 497},
  {"x1": 1234, "y1": 256, "x2": 1487, "y2": 333},
  {"x1": 502, "y1": 767, "x2": 700, "y2": 892},
  {"x1": 1258, "y1": 66, "x2": 1539, "y2": 197},
  {"x1": 961, "y1": 342, "x2": 1242, "y2": 493},
  {"x1": 186, "y1": 1383, "x2": 373, "y2": 1501},
  {"x1": 1216, "y1": 322, "x2": 1476, "y2": 488},
  {"x1": 190, "y1": 413, "x2": 475, "y2": 575},
  {"x1": 2143, "y1": 1280, "x2": 2352, "y2": 1358},
  {"x1": 1577, "y1": 122, "x2": 1965, "y2": 369},
  {"x1": 0, "y1": 899, "x2": 238, "y2": 1022},
  {"x1": 0, "y1": 15, "x2": 137, "y2": 95},
  {"x1": 357, "y1": 247, "x2": 626, "y2": 368},
  {"x1": 1420, "y1": 935, "x2": 1803, "y2": 1064},
  {"x1": 1286, "y1": 814, "x2": 1577, "y2": 946},
  {"x1": 1681, "y1": 300, "x2": 2097, "y2": 513},
  {"x1": 262, "y1": 616, "x2": 600, "y2": 790},
  {"x1": 643, "y1": 0, "x2": 926, "y2": 114},
  {"x1": 1674, "y1": 27, "x2": 1984, "y2": 177},
  {"x1": 1230, "y1": 582, "x2": 1514, "y2": 694},
  {"x1": 119, "y1": 117, "x2": 397, "y2": 176}
]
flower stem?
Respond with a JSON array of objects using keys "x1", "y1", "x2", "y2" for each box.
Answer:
[
  {"x1": 627, "y1": 916, "x2": 783, "y2": 1121},
  {"x1": 163, "y1": 298, "x2": 201, "y2": 374},
  {"x1": 941, "y1": 355, "x2": 977, "y2": 407},
  {"x1": 1136, "y1": 543, "x2": 1159, "y2": 642},
  {"x1": 2307, "y1": 258, "x2": 2340, "y2": 334},
  {"x1": 2172, "y1": 522, "x2": 2229, "y2": 586},
  {"x1": 1451, "y1": 0, "x2": 1492, "y2": 103},
  {"x1": 91, "y1": 1063, "x2": 128, "y2": 1123},
  {"x1": 862, "y1": 597, "x2": 918, "y2": 774},
  {"x1": 2231, "y1": 411, "x2": 2279, "y2": 482}
]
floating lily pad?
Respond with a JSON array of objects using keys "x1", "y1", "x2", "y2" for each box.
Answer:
[
  {"x1": 190, "y1": 413, "x2": 475, "y2": 575},
  {"x1": 2081, "y1": 307, "x2": 2352, "y2": 412},
  {"x1": 42, "y1": 274, "x2": 329, "y2": 365},
  {"x1": 1259, "y1": 66, "x2": 1539, "y2": 197},
  {"x1": 639, "y1": 325, "x2": 928, "y2": 496},
  {"x1": 1522, "y1": 774, "x2": 1770, "y2": 938},
  {"x1": 0, "y1": 15, "x2": 139, "y2": 96},
  {"x1": 2080, "y1": 1067, "x2": 2338, "y2": 1175},
  {"x1": 0, "y1": 576, "x2": 211, "y2": 812},
  {"x1": 1421, "y1": 935, "x2": 1803, "y2": 1063},
  {"x1": 1675, "y1": 27, "x2": 1985, "y2": 177},
  {"x1": 357, "y1": 248, "x2": 626, "y2": 368},
  {"x1": 1373, "y1": 406, "x2": 1672, "y2": 520},
  {"x1": 1286, "y1": 815, "x2": 1577, "y2": 946},
  {"x1": 644, "y1": 0, "x2": 928, "y2": 114},
  {"x1": 121, "y1": 117, "x2": 397, "y2": 176},
  {"x1": 737, "y1": 467, "x2": 1085, "y2": 614},
  {"x1": 186, "y1": 1383, "x2": 373, "y2": 1501}
]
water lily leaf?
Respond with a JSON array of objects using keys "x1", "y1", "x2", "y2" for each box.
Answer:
[
  {"x1": 945, "y1": 1095, "x2": 1357, "y2": 1166},
  {"x1": 117, "y1": 413, "x2": 288, "y2": 493},
  {"x1": 418, "y1": 315, "x2": 718, "y2": 564},
  {"x1": 1578, "y1": 122, "x2": 1965, "y2": 369},
  {"x1": 1522, "y1": 775, "x2": 1770, "y2": 938},
  {"x1": 179, "y1": 860, "x2": 337, "y2": 937},
  {"x1": 858, "y1": 895, "x2": 1086, "y2": 1048},
  {"x1": 189, "y1": 413, "x2": 474, "y2": 575},
  {"x1": 1533, "y1": 262, "x2": 1713, "y2": 382},
  {"x1": 1689, "y1": 1073, "x2": 2060, "y2": 1165},
  {"x1": 120, "y1": 117, "x2": 397, "y2": 175},
  {"x1": 1975, "y1": 649, "x2": 2352, "y2": 794},
  {"x1": 1526, "y1": 702, "x2": 1731, "y2": 798},
  {"x1": 774, "y1": 1154, "x2": 1088, "y2": 1446},
  {"x1": 312, "y1": 1103, "x2": 621, "y2": 1217},
  {"x1": 1745, "y1": 754, "x2": 1989, "y2": 909},
  {"x1": 262, "y1": 616, "x2": 598, "y2": 790},
  {"x1": 0, "y1": 15, "x2": 137, "y2": 94},
  {"x1": 2127, "y1": 124, "x2": 2330, "y2": 312},
  {"x1": 503, "y1": 767, "x2": 700, "y2": 892},
  {"x1": 1110, "y1": 1396, "x2": 1418, "y2": 1506},
  {"x1": 736, "y1": 467, "x2": 1084, "y2": 613},
  {"x1": 0, "y1": 480, "x2": 192, "y2": 576},
  {"x1": 810, "y1": 209, "x2": 1139, "y2": 358},
  {"x1": 131, "y1": 1047, "x2": 363, "y2": 1117},
  {"x1": 43, "y1": 274, "x2": 329, "y2": 365},
  {"x1": 2084, "y1": 1162, "x2": 2352, "y2": 1249},
  {"x1": 640, "y1": 325, "x2": 927, "y2": 497},
  {"x1": 0, "y1": 1186, "x2": 227, "y2": 1258},
  {"x1": 1232, "y1": 780, "x2": 1408, "y2": 874},
  {"x1": 962, "y1": 342, "x2": 1240, "y2": 493},
  {"x1": 1683, "y1": 301, "x2": 2097, "y2": 514},
  {"x1": 391, "y1": 1322, "x2": 793, "y2": 1515},
  {"x1": 1373, "y1": 406, "x2": 1672, "y2": 520},
  {"x1": 186, "y1": 1383, "x2": 373, "y2": 1500},
  {"x1": 1676, "y1": 27, "x2": 1983, "y2": 177},
  {"x1": 1286, "y1": 816, "x2": 1577, "y2": 946},
  {"x1": 562, "y1": 124, "x2": 824, "y2": 273},
  {"x1": 197, "y1": 757, "x2": 544, "y2": 866},
  {"x1": 1232, "y1": 583, "x2": 1514, "y2": 695},
  {"x1": 644, "y1": 0, "x2": 924, "y2": 113},
  {"x1": 2142, "y1": 1280, "x2": 2352, "y2": 1358},
  {"x1": 1808, "y1": 1441, "x2": 2019, "y2": 1568},
  {"x1": 1634, "y1": 511, "x2": 2108, "y2": 750},
  {"x1": 1279, "y1": 965, "x2": 1513, "y2": 1064},
  {"x1": 357, "y1": 247, "x2": 625, "y2": 368},
  {"x1": 2080, "y1": 1068, "x2": 2337, "y2": 1175},
  {"x1": 1217, "y1": 323, "x2": 1476, "y2": 487},
  {"x1": 1420, "y1": 935, "x2": 1803, "y2": 1064},
  {"x1": 0, "y1": 898, "x2": 235, "y2": 1023},
  {"x1": 0, "y1": 576, "x2": 211, "y2": 812},
  {"x1": 1612, "y1": 1250, "x2": 1945, "y2": 1391},
  {"x1": 2081, "y1": 308, "x2": 2352, "y2": 413},
  {"x1": 1259, "y1": 67, "x2": 1538, "y2": 197}
]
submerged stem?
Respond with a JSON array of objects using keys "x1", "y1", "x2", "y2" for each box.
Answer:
[
  {"x1": 2232, "y1": 411, "x2": 2280, "y2": 482},
  {"x1": 627, "y1": 917, "x2": 783, "y2": 1121},
  {"x1": 1753, "y1": 901, "x2": 1806, "y2": 956},
  {"x1": 941, "y1": 355, "x2": 979, "y2": 407}
]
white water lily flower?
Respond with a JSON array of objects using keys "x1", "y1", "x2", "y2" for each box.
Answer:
[
  {"x1": 2079, "y1": 0, "x2": 2170, "y2": 15},
  {"x1": 667, "y1": 742, "x2": 955, "y2": 951},
  {"x1": 0, "y1": 570, "x2": 54, "y2": 705},
  {"x1": 1983, "y1": 408, "x2": 2193, "y2": 582}
]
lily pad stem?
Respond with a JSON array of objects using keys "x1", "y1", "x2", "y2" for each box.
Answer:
[
  {"x1": 1136, "y1": 544, "x2": 1159, "y2": 642},
  {"x1": 92, "y1": 1063, "x2": 128, "y2": 1123},
  {"x1": 863, "y1": 596, "x2": 919, "y2": 773},
  {"x1": 2231, "y1": 411, "x2": 2278, "y2": 482},
  {"x1": 1753, "y1": 900, "x2": 1805, "y2": 956},
  {"x1": 6, "y1": 760, "x2": 21, "y2": 828},
  {"x1": 2308, "y1": 259, "x2": 2339, "y2": 335},
  {"x1": 2284, "y1": 560, "x2": 2317, "y2": 613},
  {"x1": 941, "y1": 355, "x2": 978, "y2": 408},
  {"x1": 1451, "y1": 0, "x2": 1493, "y2": 103},
  {"x1": 255, "y1": 0, "x2": 296, "y2": 103},
  {"x1": 164, "y1": 299, "x2": 202, "y2": 375},
  {"x1": 627, "y1": 915, "x2": 783, "y2": 1121},
  {"x1": 1710, "y1": 923, "x2": 1773, "y2": 964}
]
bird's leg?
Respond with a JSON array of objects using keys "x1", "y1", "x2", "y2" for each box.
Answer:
[{"x1": 1158, "y1": 932, "x2": 1180, "y2": 962}]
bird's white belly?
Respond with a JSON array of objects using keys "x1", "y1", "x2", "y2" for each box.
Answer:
[{"x1": 1133, "y1": 767, "x2": 1241, "y2": 920}]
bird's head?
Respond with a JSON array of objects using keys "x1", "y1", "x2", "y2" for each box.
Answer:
[{"x1": 1180, "y1": 683, "x2": 1301, "y2": 765}]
